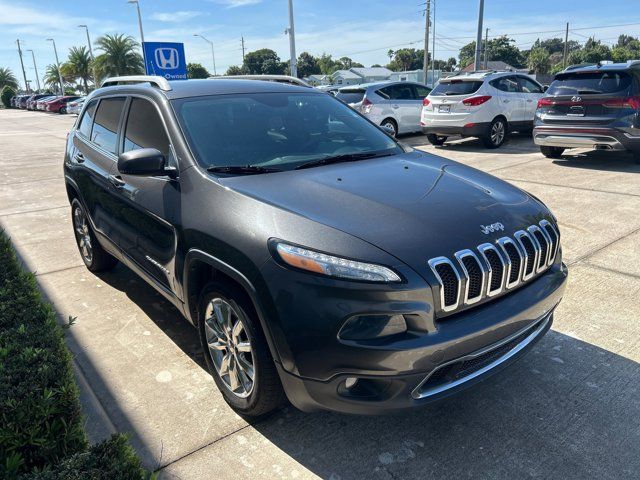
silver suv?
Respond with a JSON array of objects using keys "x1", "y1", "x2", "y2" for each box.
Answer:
[{"x1": 336, "y1": 81, "x2": 431, "y2": 136}]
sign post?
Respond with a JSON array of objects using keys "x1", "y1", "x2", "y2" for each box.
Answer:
[{"x1": 142, "y1": 42, "x2": 188, "y2": 80}]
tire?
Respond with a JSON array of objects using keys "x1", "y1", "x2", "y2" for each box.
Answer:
[
  {"x1": 426, "y1": 134, "x2": 447, "y2": 146},
  {"x1": 60, "y1": 107, "x2": 66, "y2": 114},
  {"x1": 71, "y1": 199, "x2": 117, "y2": 272},
  {"x1": 481, "y1": 117, "x2": 508, "y2": 148},
  {"x1": 198, "y1": 281, "x2": 285, "y2": 417},
  {"x1": 380, "y1": 118, "x2": 398, "y2": 137},
  {"x1": 540, "y1": 146, "x2": 565, "y2": 159}
]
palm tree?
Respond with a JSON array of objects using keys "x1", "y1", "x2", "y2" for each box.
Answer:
[
  {"x1": 65, "y1": 46, "x2": 93, "y2": 94},
  {"x1": 94, "y1": 34, "x2": 143, "y2": 79},
  {"x1": 44, "y1": 64, "x2": 71, "y2": 92},
  {"x1": 0, "y1": 67, "x2": 19, "y2": 90}
]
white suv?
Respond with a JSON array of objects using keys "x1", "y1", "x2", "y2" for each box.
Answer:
[{"x1": 421, "y1": 71, "x2": 545, "y2": 148}]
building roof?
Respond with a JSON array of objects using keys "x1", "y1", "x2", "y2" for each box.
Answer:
[
  {"x1": 462, "y1": 60, "x2": 518, "y2": 72},
  {"x1": 331, "y1": 69, "x2": 362, "y2": 79},
  {"x1": 350, "y1": 67, "x2": 393, "y2": 78}
]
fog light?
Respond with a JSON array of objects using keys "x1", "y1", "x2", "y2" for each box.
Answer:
[{"x1": 345, "y1": 377, "x2": 358, "y2": 389}]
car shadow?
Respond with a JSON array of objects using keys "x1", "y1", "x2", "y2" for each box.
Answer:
[
  {"x1": 401, "y1": 132, "x2": 541, "y2": 155},
  {"x1": 552, "y1": 150, "x2": 640, "y2": 173}
]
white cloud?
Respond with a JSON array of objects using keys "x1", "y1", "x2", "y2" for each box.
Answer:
[
  {"x1": 150, "y1": 11, "x2": 204, "y2": 23},
  {"x1": 211, "y1": 0, "x2": 262, "y2": 9}
]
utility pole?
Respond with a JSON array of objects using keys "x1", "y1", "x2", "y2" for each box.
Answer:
[
  {"x1": 431, "y1": 0, "x2": 436, "y2": 86},
  {"x1": 128, "y1": 0, "x2": 147, "y2": 72},
  {"x1": 563, "y1": 22, "x2": 569, "y2": 68},
  {"x1": 78, "y1": 25, "x2": 96, "y2": 89},
  {"x1": 27, "y1": 49, "x2": 41, "y2": 91},
  {"x1": 483, "y1": 28, "x2": 489, "y2": 69},
  {"x1": 241, "y1": 36, "x2": 246, "y2": 62},
  {"x1": 474, "y1": 0, "x2": 484, "y2": 70},
  {"x1": 423, "y1": 0, "x2": 430, "y2": 86},
  {"x1": 46, "y1": 38, "x2": 65, "y2": 96},
  {"x1": 286, "y1": 0, "x2": 297, "y2": 77},
  {"x1": 194, "y1": 34, "x2": 217, "y2": 76},
  {"x1": 16, "y1": 40, "x2": 30, "y2": 93}
]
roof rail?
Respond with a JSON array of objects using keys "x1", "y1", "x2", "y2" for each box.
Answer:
[
  {"x1": 627, "y1": 59, "x2": 640, "y2": 66},
  {"x1": 210, "y1": 75, "x2": 311, "y2": 88},
  {"x1": 562, "y1": 63, "x2": 596, "y2": 72},
  {"x1": 100, "y1": 75, "x2": 172, "y2": 91}
]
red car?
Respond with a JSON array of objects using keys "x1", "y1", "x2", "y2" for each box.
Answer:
[{"x1": 46, "y1": 96, "x2": 81, "y2": 114}]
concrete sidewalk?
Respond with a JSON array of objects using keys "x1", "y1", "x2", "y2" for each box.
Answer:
[{"x1": 1, "y1": 109, "x2": 639, "y2": 479}]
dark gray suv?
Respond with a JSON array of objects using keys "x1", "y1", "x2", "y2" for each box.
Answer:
[{"x1": 64, "y1": 75, "x2": 568, "y2": 416}]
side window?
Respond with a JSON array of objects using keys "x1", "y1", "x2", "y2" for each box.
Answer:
[
  {"x1": 77, "y1": 100, "x2": 98, "y2": 138},
  {"x1": 414, "y1": 85, "x2": 431, "y2": 99},
  {"x1": 376, "y1": 87, "x2": 391, "y2": 99},
  {"x1": 91, "y1": 97, "x2": 126, "y2": 155},
  {"x1": 381, "y1": 85, "x2": 414, "y2": 100},
  {"x1": 123, "y1": 98, "x2": 172, "y2": 163},
  {"x1": 491, "y1": 76, "x2": 519, "y2": 93},
  {"x1": 519, "y1": 77, "x2": 543, "y2": 94}
]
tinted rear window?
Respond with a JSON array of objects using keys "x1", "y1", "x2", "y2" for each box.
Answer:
[
  {"x1": 431, "y1": 80, "x2": 483, "y2": 96},
  {"x1": 91, "y1": 97, "x2": 126, "y2": 155},
  {"x1": 548, "y1": 71, "x2": 633, "y2": 95},
  {"x1": 336, "y1": 90, "x2": 365, "y2": 104}
]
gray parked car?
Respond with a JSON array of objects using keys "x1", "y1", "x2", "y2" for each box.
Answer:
[{"x1": 335, "y1": 81, "x2": 431, "y2": 136}]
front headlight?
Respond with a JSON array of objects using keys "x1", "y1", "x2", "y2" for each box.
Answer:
[{"x1": 275, "y1": 242, "x2": 401, "y2": 283}]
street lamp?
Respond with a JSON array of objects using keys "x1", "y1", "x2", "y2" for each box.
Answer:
[
  {"x1": 78, "y1": 24, "x2": 96, "y2": 89},
  {"x1": 127, "y1": 0, "x2": 147, "y2": 72},
  {"x1": 46, "y1": 38, "x2": 65, "y2": 96},
  {"x1": 15, "y1": 39, "x2": 30, "y2": 93},
  {"x1": 285, "y1": 0, "x2": 297, "y2": 78},
  {"x1": 26, "y1": 49, "x2": 41, "y2": 91},
  {"x1": 193, "y1": 34, "x2": 217, "y2": 76}
]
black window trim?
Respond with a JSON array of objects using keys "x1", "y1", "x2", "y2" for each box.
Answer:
[
  {"x1": 516, "y1": 75, "x2": 544, "y2": 94},
  {"x1": 121, "y1": 93, "x2": 180, "y2": 174}
]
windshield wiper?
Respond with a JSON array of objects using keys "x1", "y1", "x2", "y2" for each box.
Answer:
[
  {"x1": 294, "y1": 152, "x2": 394, "y2": 170},
  {"x1": 206, "y1": 165, "x2": 281, "y2": 175}
]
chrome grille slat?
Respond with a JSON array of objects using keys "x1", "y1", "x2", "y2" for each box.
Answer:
[{"x1": 428, "y1": 220, "x2": 560, "y2": 315}]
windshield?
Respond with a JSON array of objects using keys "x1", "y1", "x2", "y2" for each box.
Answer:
[
  {"x1": 335, "y1": 90, "x2": 365, "y2": 104},
  {"x1": 172, "y1": 92, "x2": 400, "y2": 171},
  {"x1": 431, "y1": 80, "x2": 483, "y2": 96},
  {"x1": 548, "y1": 71, "x2": 632, "y2": 95}
]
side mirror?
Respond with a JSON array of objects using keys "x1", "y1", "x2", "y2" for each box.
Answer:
[
  {"x1": 118, "y1": 148, "x2": 167, "y2": 176},
  {"x1": 543, "y1": 85, "x2": 549, "y2": 92},
  {"x1": 380, "y1": 125, "x2": 396, "y2": 137}
]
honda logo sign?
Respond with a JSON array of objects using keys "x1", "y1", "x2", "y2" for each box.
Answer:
[{"x1": 143, "y1": 42, "x2": 187, "y2": 80}]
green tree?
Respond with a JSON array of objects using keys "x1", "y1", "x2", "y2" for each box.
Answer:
[
  {"x1": 242, "y1": 49, "x2": 286, "y2": 75},
  {"x1": 44, "y1": 64, "x2": 66, "y2": 91},
  {"x1": 459, "y1": 36, "x2": 524, "y2": 69},
  {"x1": 446, "y1": 57, "x2": 457, "y2": 71},
  {"x1": 296, "y1": 52, "x2": 320, "y2": 78},
  {"x1": 0, "y1": 67, "x2": 18, "y2": 90},
  {"x1": 317, "y1": 53, "x2": 340, "y2": 75},
  {"x1": 569, "y1": 38, "x2": 612, "y2": 64},
  {"x1": 387, "y1": 48, "x2": 425, "y2": 71},
  {"x1": 93, "y1": 34, "x2": 143, "y2": 78},
  {"x1": 1, "y1": 85, "x2": 17, "y2": 107},
  {"x1": 528, "y1": 47, "x2": 551, "y2": 74},
  {"x1": 336, "y1": 56, "x2": 363, "y2": 70},
  {"x1": 64, "y1": 46, "x2": 93, "y2": 94},
  {"x1": 225, "y1": 65, "x2": 245, "y2": 75},
  {"x1": 187, "y1": 63, "x2": 210, "y2": 79}
]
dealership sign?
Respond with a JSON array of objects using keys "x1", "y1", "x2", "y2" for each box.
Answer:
[{"x1": 143, "y1": 42, "x2": 187, "y2": 80}]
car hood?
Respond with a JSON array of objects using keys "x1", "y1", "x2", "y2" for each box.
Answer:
[{"x1": 220, "y1": 150, "x2": 550, "y2": 274}]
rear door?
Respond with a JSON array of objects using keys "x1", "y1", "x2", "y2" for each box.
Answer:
[
  {"x1": 379, "y1": 84, "x2": 421, "y2": 133},
  {"x1": 108, "y1": 96, "x2": 180, "y2": 294},
  {"x1": 490, "y1": 75, "x2": 526, "y2": 124},
  {"x1": 517, "y1": 76, "x2": 544, "y2": 122},
  {"x1": 540, "y1": 70, "x2": 635, "y2": 126}
]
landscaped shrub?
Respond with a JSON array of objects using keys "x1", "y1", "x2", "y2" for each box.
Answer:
[{"x1": 1, "y1": 86, "x2": 16, "y2": 108}]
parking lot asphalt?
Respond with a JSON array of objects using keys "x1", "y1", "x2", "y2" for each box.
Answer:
[{"x1": 1, "y1": 108, "x2": 639, "y2": 479}]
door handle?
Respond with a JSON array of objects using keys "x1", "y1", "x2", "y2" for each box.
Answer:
[
  {"x1": 503, "y1": 99, "x2": 510, "y2": 103},
  {"x1": 73, "y1": 152, "x2": 85, "y2": 163},
  {"x1": 392, "y1": 104, "x2": 399, "y2": 109},
  {"x1": 108, "y1": 174, "x2": 125, "y2": 188},
  {"x1": 527, "y1": 99, "x2": 534, "y2": 103}
]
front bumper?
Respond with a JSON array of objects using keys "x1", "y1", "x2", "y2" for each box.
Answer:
[{"x1": 264, "y1": 257, "x2": 568, "y2": 414}]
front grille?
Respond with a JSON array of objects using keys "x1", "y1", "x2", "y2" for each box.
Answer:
[{"x1": 428, "y1": 220, "x2": 560, "y2": 315}]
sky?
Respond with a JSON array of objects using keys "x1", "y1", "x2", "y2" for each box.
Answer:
[{"x1": 2, "y1": 0, "x2": 640, "y2": 89}]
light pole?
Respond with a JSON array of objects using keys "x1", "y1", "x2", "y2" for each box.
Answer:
[
  {"x1": 78, "y1": 24, "x2": 96, "y2": 89},
  {"x1": 46, "y1": 38, "x2": 65, "y2": 96},
  {"x1": 16, "y1": 39, "x2": 30, "y2": 93},
  {"x1": 26, "y1": 49, "x2": 41, "y2": 91},
  {"x1": 128, "y1": 0, "x2": 147, "y2": 72},
  {"x1": 194, "y1": 34, "x2": 217, "y2": 76},
  {"x1": 474, "y1": 0, "x2": 485, "y2": 70},
  {"x1": 285, "y1": 0, "x2": 297, "y2": 77}
]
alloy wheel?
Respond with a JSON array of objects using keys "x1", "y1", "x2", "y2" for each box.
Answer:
[
  {"x1": 382, "y1": 121, "x2": 397, "y2": 137},
  {"x1": 73, "y1": 206, "x2": 93, "y2": 264},
  {"x1": 491, "y1": 121, "x2": 505, "y2": 146},
  {"x1": 204, "y1": 298, "x2": 255, "y2": 398}
]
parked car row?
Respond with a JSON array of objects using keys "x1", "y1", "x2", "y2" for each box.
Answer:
[{"x1": 9, "y1": 93, "x2": 86, "y2": 114}]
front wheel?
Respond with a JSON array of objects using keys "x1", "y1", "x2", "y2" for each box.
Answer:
[
  {"x1": 482, "y1": 118, "x2": 507, "y2": 148},
  {"x1": 60, "y1": 107, "x2": 67, "y2": 114},
  {"x1": 198, "y1": 282, "x2": 285, "y2": 417},
  {"x1": 540, "y1": 146, "x2": 565, "y2": 159},
  {"x1": 426, "y1": 134, "x2": 447, "y2": 146}
]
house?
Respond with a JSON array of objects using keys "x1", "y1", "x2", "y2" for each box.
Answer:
[
  {"x1": 331, "y1": 69, "x2": 364, "y2": 86},
  {"x1": 331, "y1": 67, "x2": 393, "y2": 86},
  {"x1": 389, "y1": 69, "x2": 443, "y2": 87},
  {"x1": 303, "y1": 74, "x2": 331, "y2": 86}
]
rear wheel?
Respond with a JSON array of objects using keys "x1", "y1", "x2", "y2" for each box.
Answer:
[
  {"x1": 540, "y1": 146, "x2": 565, "y2": 159},
  {"x1": 426, "y1": 134, "x2": 447, "y2": 146},
  {"x1": 380, "y1": 118, "x2": 398, "y2": 137},
  {"x1": 198, "y1": 281, "x2": 285, "y2": 417},
  {"x1": 71, "y1": 199, "x2": 117, "y2": 272},
  {"x1": 60, "y1": 106, "x2": 67, "y2": 114},
  {"x1": 481, "y1": 117, "x2": 507, "y2": 148}
]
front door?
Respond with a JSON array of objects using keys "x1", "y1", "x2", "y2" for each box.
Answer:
[
  {"x1": 109, "y1": 96, "x2": 180, "y2": 294},
  {"x1": 518, "y1": 76, "x2": 545, "y2": 123}
]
